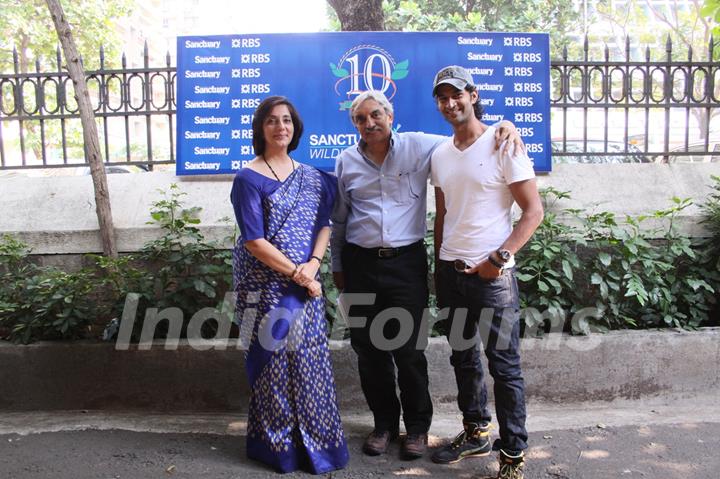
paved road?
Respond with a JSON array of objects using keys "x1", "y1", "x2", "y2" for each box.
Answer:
[{"x1": 1, "y1": 400, "x2": 718, "y2": 478}]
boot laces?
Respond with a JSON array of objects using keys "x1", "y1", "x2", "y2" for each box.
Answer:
[
  {"x1": 450, "y1": 423, "x2": 489, "y2": 449},
  {"x1": 449, "y1": 429, "x2": 468, "y2": 449},
  {"x1": 499, "y1": 462, "x2": 523, "y2": 479}
]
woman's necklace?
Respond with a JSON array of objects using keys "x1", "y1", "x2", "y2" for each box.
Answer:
[{"x1": 263, "y1": 156, "x2": 295, "y2": 182}]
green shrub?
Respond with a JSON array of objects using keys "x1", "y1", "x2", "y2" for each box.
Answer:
[
  {"x1": 0, "y1": 235, "x2": 96, "y2": 343},
  {"x1": 695, "y1": 175, "x2": 720, "y2": 322},
  {"x1": 515, "y1": 190, "x2": 717, "y2": 334},
  {"x1": 110, "y1": 184, "x2": 235, "y2": 341},
  {"x1": 319, "y1": 248, "x2": 341, "y2": 336},
  {"x1": 0, "y1": 185, "x2": 235, "y2": 344},
  {"x1": 3, "y1": 179, "x2": 719, "y2": 344},
  {"x1": 579, "y1": 198, "x2": 712, "y2": 330},
  {"x1": 515, "y1": 188, "x2": 582, "y2": 335}
]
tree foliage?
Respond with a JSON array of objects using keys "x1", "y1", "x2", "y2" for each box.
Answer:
[
  {"x1": 383, "y1": 0, "x2": 577, "y2": 35},
  {"x1": 0, "y1": 0, "x2": 134, "y2": 72},
  {"x1": 591, "y1": 0, "x2": 718, "y2": 60},
  {"x1": 701, "y1": 0, "x2": 720, "y2": 40},
  {"x1": 0, "y1": 0, "x2": 135, "y2": 165},
  {"x1": 327, "y1": 0, "x2": 580, "y2": 56},
  {"x1": 587, "y1": 1, "x2": 719, "y2": 139}
]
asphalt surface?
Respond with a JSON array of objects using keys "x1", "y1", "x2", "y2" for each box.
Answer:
[{"x1": 1, "y1": 399, "x2": 718, "y2": 478}]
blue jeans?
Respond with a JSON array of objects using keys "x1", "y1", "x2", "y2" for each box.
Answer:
[{"x1": 436, "y1": 261, "x2": 528, "y2": 452}]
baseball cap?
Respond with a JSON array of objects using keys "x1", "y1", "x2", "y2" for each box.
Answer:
[{"x1": 432, "y1": 65, "x2": 475, "y2": 96}]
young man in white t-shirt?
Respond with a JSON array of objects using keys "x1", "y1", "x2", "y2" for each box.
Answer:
[{"x1": 429, "y1": 65, "x2": 543, "y2": 479}]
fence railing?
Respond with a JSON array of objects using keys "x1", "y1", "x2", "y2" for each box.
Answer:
[
  {"x1": 0, "y1": 42, "x2": 175, "y2": 170},
  {"x1": 550, "y1": 36, "x2": 719, "y2": 164},
  {"x1": 1, "y1": 37, "x2": 718, "y2": 170}
]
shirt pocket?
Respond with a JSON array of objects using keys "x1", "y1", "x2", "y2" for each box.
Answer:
[
  {"x1": 388, "y1": 170, "x2": 420, "y2": 205},
  {"x1": 407, "y1": 169, "x2": 426, "y2": 200}
]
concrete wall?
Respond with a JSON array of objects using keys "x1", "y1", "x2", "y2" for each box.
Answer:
[
  {"x1": 0, "y1": 330, "x2": 717, "y2": 412},
  {"x1": 0, "y1": 171, "x2": 235, "y2": 255},
  {"x1": 1, "y1": 163, "x2": 718, "y2": 255}
]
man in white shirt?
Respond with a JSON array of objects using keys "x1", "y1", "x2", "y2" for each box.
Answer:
[
  {"x1": 331, "y1": 90, "x2": 524, "y2": 460},
  {"x1": 429, "y1": 65, "x2": 543, "y2": 479}
]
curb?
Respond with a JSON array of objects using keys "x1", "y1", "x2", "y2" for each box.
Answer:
[{"x1": 0, "y1": 329, "x2": 718, "y2": 411}]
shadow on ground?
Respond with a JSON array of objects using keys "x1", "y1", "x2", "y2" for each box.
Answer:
[{"x1": 0, "y1": 421, "x2": 718, "y2": 478}]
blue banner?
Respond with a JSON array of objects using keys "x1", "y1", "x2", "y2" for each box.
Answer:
[{"x1": 176, "y1": 32, "x2": 551, "y2": 175}]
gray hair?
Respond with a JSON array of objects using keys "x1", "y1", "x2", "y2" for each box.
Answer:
[{"x1": 349, "y1": 90, "x2": 394, "y2": 124}]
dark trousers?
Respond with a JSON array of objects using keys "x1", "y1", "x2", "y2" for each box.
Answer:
[
  {"x1": 436, "y1": 261, "x2": 528, "y2": 452},
  {"x1": 342, "y1": 241, "x2": 433, "y2": 435}
]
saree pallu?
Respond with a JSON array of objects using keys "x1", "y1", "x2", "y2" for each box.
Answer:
[{"x1": 233, "y1": 165, "x2": 349, "y2": 474}]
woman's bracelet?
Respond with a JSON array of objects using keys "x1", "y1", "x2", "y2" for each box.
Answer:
[{"x1": 310, "y1": 255, "x2": 323, "y2": 264}]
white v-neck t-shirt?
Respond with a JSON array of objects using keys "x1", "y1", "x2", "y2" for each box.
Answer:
[{"x1": 430, "y1": 126, "x2": 536, "y2": 266}]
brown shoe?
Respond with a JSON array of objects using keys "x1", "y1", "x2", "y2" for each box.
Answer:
[
  {"x1": 362, "y1": 430, "x2": 397, "y2": 456},
  {"x1": 401, "y1": 433, "x2": 428, "y2": 459}
]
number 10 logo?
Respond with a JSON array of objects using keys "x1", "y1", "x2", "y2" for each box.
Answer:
[{"x1": 330, "y1": 44, "x2": 409, "y2": 111}]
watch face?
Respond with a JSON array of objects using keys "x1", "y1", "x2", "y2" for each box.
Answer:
[{"x1": 498, "y1": 249, "x2": 511, "y2": 262}]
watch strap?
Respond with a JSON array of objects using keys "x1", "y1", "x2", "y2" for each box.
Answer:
[{"x1": 487, "y1": 254, "x2": 504, "y2": 269}]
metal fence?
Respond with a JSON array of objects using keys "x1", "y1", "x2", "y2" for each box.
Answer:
[
  {"x1": 0, "y1": 42, "x2": 175, "y2": 170},
  {"x1": 550, "y1": 36, "x2": 719, "y2": 164},
  {"x1": 0, "y1": 37, "x2": 718, "y2": 170}
]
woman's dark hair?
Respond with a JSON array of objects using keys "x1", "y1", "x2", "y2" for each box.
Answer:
[
  {"x1": 251, "y1": 96, "x2": 304, "y2": 155},
  {"x1": 465, "y1": 84, "x2": 484, "y2": 120}
]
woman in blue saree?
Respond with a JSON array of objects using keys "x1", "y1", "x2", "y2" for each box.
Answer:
[{"x1": 230, "y1": 96, "x2": 349, "y2": 474}]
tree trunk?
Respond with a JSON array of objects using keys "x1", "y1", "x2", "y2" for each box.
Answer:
[
  {"x1": 690, "y1": 107, "x2": 719, "y2": 141},
  {"x1": 328, "y1": 0, "x2": 385, "y2": 31},
  {"x1": 45, "y1": 0, "x2": 117, "y2": 258},
  {"x1": 465, "y1": 0, "x2": 477, "y2": 17}
]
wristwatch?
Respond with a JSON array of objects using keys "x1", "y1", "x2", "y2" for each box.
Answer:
[{"x1": 496, "y1": 249, "x2": 511, "y2": 264}]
